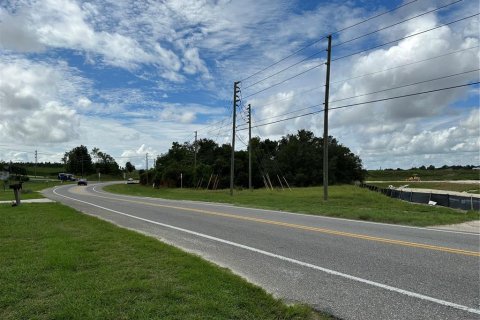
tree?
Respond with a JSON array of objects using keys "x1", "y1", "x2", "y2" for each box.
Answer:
[
  {"x1": 90, "y1": 147, "x2": 121, "y2": 175},
  {"x1": 63, "y1": 145, "x2": 93, "y2": 177},
  {"x1": 146, "y1": 130, "x2": 365, "y2": 188},
  {"x1": 125, "y1": 161, "x2": 135, "y2": 173}
]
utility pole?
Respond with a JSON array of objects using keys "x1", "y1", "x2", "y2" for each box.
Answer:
[
  {"x1": 230, "y1": 81, "x2": 240, "y2": 196},
  {"x1": 323, "y1": 35, "x2": 332, "y2": 201},
  {"x1": 34, "y1": 150, "x2": 37, "y2": 178},
  {"x1": 194, "y1": 131, "x2": 197, "y2": 187},
  {"x1": 146, "y1": 153, "x2": 149, "y2": 186},
  {"x1": 248, "y1": 104, "x2": 252, "y2": 191}
]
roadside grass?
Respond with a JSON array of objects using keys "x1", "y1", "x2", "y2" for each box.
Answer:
[
  {"x1": 366, "y1": 169, "x2": 479, "y2": 181},
  {"x1": 369, "y1": 182, "x2": 480, "y2": 194},
  {"x1": 104, "y1": 184, "x2": 479, "y2": 227},
  {"x1": 0, "y1": 202, "x2": 328, "y2": 320},
  {"x1": 0, "y1": 180, "x2": 68, "y2": 201}
]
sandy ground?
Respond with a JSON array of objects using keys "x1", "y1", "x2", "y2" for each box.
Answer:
[{"x1": 429, "y1": 220, "x2": 480, "y2": 234}]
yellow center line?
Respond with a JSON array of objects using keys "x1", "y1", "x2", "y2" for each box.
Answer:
[{"x1": 86, "y1": 189, "x2": 480, "y2": 257}]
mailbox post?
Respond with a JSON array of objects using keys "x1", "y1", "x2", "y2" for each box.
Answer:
[{"x1": 9, "y1": 183, "x2": 22, "y2": 206}]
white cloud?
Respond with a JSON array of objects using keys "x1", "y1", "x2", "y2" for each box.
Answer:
[{"x1": 0, "y1": 56, "x2": 84, "y2": 144}]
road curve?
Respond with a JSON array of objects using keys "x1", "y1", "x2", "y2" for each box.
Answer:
[{"x1": 43, "y1": 183, "x2": 480, "y2": 320}]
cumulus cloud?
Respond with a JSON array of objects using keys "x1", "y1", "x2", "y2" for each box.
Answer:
[
  {"x1": 0, "y1": 57, "x2": 84, "y2": 145},
  {"x1": 0, "y1": 0, "x2": 183, "y2": 73}
]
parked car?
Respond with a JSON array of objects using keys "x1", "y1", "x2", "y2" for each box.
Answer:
[
  {"x1": 126, "y1": 178, "x2": 136, "y2": 184},
  {"x1": 77, "y1": 179, "x2": 87, "y2": 186}
]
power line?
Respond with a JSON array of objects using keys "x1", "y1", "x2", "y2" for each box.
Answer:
[
  {"x1": 332, "y1": 0, "x2": 463, "y2": 48},
  {"x1": 238, "y1": 81, "x2": 478, "y2": 130},
  {"x1": 329, "y1": 69, "x2": 479, "y2": 104},
  {"x1": 240, "y1": 0, "x2": 419, "y2": 82},
  {"x1": 331, "y1": 45, "x2": 479, "y2": 85},
  {"x1": 243, "y1": 61, "x2": 326, "y2": 99},
  {"x1": 249, "y1": 46, "x2": 478, "y2": 110},
  {"x1": 243, "y1": 49, "x2": 326, "y2": 90},
  {"x1": 241, "y1": 0, "x2": 462, "y2": 93},
  {"x1": 332, "y1": 13, "x2": 479, "y2": 62},
  {"x1": 239, "y1": 69, "x2": 478, "y2": 129},
  {"x1": 237, "y1": 103, "x2": 321, "y2": 129}
]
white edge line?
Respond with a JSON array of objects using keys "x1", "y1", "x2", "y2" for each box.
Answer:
[
  {"x1": 92, "y1": 183, "x2": 479, "y2": 237},
  {"x1": 54, "y1": 186, "x2": 480, "y2": 316}
]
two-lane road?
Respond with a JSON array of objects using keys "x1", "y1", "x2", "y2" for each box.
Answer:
[{"x1": 44, "y1": 183, "x2": 480, "y2": 320}]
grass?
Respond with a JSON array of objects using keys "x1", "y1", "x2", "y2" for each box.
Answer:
[
  {"x1": 366, "y1": 169, "x2": 479, "y2": 181},
  {"x1": 0, "y1": 180, "x2": 69, "y2": 201},
  {"x1": 0, "y1": 202, "x2": 328, "y2": 320},
  {"x1": 104, "y1": 184, "x2": 479, "y2": 227},
  {"x1": 369, "y1": 182, "x2": 480, "y2": 194}
]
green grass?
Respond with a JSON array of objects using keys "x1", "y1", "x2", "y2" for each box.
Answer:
[
  {"x1": 0, "y1": 180, "x2": 69, "y2": 201},
  {"x1": 25, "y1": 166, "x2": 63, "y2": 177},
  {"x1": 369, "y1": 182, "x2": 480, "y2": 194},
  {"x1": 367, "y1": 169, "x2": 479, "y2": 181},
  {"x1": 104, "y1": 185, "x2": 479, "y2": 227},
  {"x1": 0, "y1": 203, "x2": 328, "y2": 320}
]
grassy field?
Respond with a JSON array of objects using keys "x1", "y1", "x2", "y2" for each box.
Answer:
[
  {"x1": 368, "y1": 182, "x2": 480, "y2": 194},
  {"x1": 104, "y1": 184, "x2": 479, "y2": 227},
  {"x1": 366, "y1": 169, "x2": 479, "y2": 181},
  {"x1": 0, "y1": 202, "x2": 327, "y2": 320},
  {"x1": 25, "y1": 166, "x2": 63, "y2": 177},
  {"x1": 0, "y1": 180, "x2": 68, "y2": 201}
]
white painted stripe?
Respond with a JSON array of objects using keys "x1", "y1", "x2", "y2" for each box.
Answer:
[
  {"x1": 92, "y1": 183, "x2": 479, "y2": 236},
  {"x1": 53, "y1": 186, "x2": 480, "y2": 316}
]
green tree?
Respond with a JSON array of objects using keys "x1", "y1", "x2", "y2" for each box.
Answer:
[
  {"x1": 90, "y1": 147, "x2": 121, "y2": 175},
  {"x1": 63, "y1": 145, "x2": 93, "y2": 177},
  {"x1": 125, "y1": 161, "x2": 135, "y2": 173}
]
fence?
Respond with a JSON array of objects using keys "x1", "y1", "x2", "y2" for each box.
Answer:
[{"x1": 359, "y1": 184, "x2": 479, "y2": 211}]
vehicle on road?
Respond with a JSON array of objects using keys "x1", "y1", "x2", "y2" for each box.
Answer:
[
  {"x1": 77, "y1": 179, "x2": 88, "y2": 186},
  {"x1": 58, "y1": 173, "x2": 76, "y2": 181},
  {"x1": 126, "y1": 178, "x2": 137, "y2": 184}
]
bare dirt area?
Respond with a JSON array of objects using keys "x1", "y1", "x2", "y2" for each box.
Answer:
[{"x1": 429, "y1": 220, "x2": 480, "y2": 234}]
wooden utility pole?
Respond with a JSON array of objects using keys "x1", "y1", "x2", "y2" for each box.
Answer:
[
  {"x1": 34, "y1": 150, "x2": 37, "y2": 178},
  {"x1": 230, "y1": 81, "x2": 240, "y2": 196},
  {"x1": 146, "y1": 153, "x2": 149, "y2": 186},
  {"x1": 248, "y1": 104, "x2": 252, "y2": 191},
  {"x1": 323, "y1": 35, "x2": 332, "y2": 201},
  {"x1": 194, "y1": 131, "x2": 197, "y2": 187}
]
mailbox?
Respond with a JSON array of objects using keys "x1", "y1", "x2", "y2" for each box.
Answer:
[{"x1": 9, "y1": 182, "x2": 22, "y2": 206}]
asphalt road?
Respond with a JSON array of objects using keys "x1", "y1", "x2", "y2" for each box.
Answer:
[{"x1": 44, "y1": 183, "x2": 480, "y2": 320}]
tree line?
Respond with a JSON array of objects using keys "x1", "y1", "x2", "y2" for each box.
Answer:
[
  {"x1": 143, "y1": 130, "x2": 366, "y2": 188},
  {"x1": 61, "y1": 145, "x2": 124, "y2": 177}
]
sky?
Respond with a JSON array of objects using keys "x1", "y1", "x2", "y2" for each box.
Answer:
[{"x1": 0, "y1": 0, "x2": 479, "y2": 170}]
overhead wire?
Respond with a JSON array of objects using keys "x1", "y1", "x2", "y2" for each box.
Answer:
[
  {"x1": 330, "y1": 45, "x2": 479, "y2": 85},
  {"x1": 243, "y1": 61, "x2": 326, "y2": 99},
  {"x1": 247, "y1": 46, "x2": 478, "y2": 110},
  {"x1": 332, "y1": 13, "x2": 479, "y2": 62},
  {"x1": 243, "y1": 50, "x2": 326, "y2": 90},
  {"x1": 332, "y1": 0, "x2": 463, "y2": 48},
  {"x1": 238, "y1": 82, "x2": 479, "y2": 131},
  {"x1": 238, "y1": 69, "x2": 479, "y2": 129},
  {"x1": 329, "y1": 68, "x2": 480, "y2": 104},
  {"x1": 243, "y1": 0, "x2": 461, "y2": 91},
  {"x1": 240, "y1": 0, "x2": 420, "y2": 82}
]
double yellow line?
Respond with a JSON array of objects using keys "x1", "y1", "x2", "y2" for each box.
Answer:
[{"x1": 87, "y1": 189, "x2": 480, "y2": 257}]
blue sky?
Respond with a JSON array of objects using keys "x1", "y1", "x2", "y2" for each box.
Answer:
[{"x1": 0, "y1": 0, "x2": 478, "y2": 169}]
